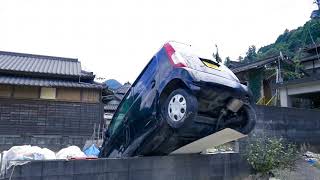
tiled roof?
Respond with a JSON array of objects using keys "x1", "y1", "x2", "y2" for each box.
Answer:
[
  {"x1": 0, "y1": 76, "x2": 102, "y2": 89},
  {"x1": 276, "y1": 74, "x2": 320, "y2": 88},
  {"x1": 0, "y1": 51, "x2": 81, "y2": 76},
  {"x1": 115, "y1": 83, "x2": 131, "y2": 94},
  {"x1": 231, "y1": 56, "x2": 279, "y2": 73},
  {"x1": 104, "y1": 100, "x2": 120, "y2": 111}
]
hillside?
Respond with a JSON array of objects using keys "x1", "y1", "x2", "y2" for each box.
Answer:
[
  {"x1": 233, "y1": 19, "x2": 320, "y2": 64},
  {"x1": 104, "y1": 79, "x2": 122, "y2": 90},
  {"x1": 258, "y1": 19, "x2": 320, "y2": 60}
]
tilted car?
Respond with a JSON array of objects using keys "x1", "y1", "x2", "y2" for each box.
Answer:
[{"x1": 100, "y1": 42, "x2": 256, "y2": 158}]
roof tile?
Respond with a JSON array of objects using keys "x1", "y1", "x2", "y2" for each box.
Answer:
[
  {"x1": 0, "y1": 51, "x2": 81, "y2": 76},
  {"x1": 0, "y1": 76, "x2": 102, "y2": 89}
]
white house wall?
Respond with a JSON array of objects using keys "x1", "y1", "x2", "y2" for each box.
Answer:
[{"x1": 287, "y1": 82, "x2": 320, "y2": 95}]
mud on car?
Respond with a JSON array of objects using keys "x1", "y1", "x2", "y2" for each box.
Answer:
[{"x1": 100, "y1": 42, "x2": 256, "y2": 158}]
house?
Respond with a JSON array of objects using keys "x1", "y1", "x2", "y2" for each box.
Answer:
[
  {"x1": 229, "y1": 56, "x2": 280, "y2": 104},
  {"x1": 103, "y1": 82, "x2": 131, "y2": 128},
  {"x1": 229, "y1": 44, "x2": 320, "y2": 109},
  {"x1": 278, "y1": 44, "x2": 320, "y2": 109},
  {"x1": 0, "y1": 51, "x2": 103, "y2": 150}
]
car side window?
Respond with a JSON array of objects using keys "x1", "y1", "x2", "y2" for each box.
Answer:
[
  {"x1": 141, "y1": 57, "x2": 157, "y2": 82},
  {"x1": 108, "y1": 90, "x2": 133, "y2": 136},
  {"x1": 134, "y1": 57, "x2": 157, "y2": 91}
]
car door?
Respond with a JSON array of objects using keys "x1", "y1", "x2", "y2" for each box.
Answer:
[
  {"x1": 127, "y1": 57, "x2": 159, "y2": 144},
  {"x1": 104, "y1": 89, "x2": 134, "y2": 157}
]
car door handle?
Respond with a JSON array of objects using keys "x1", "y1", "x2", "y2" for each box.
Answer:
[{"x1": 151, "y1": 80, "x2": 156, "y2": 88}]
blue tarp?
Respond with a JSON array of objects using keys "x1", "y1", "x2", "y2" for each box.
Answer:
[{"x1": 84, "y1": 144, "x2": 100, "y2": 157}]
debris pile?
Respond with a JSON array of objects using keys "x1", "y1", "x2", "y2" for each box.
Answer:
[
  {"x1": 303, "y1": 151, "x2": 320, "y2": 167},
  {"x1": 56, "y1": 146, "x2": 86, "y2": 159},
  {"x1": 0, "y1": 144, "x2": 100, "y2": 175}
]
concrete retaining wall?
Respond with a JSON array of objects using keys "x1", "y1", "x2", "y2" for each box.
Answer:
[
  {"x1": 253, "y1": 105, "x2": 320, "y2": 147},
  {"x1": 3, "y1": 153, "x2": 250, "y2": 180}
]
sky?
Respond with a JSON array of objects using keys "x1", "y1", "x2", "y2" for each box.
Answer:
[{"x1": 0, "y1": 0, "x2": 316, "y2": 83}]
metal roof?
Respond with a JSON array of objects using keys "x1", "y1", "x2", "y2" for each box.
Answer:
[
  {"x1": 0, "y1": 76, "x2": 102, "y2": 89},
  {"x1": 0, "y1": 51, "x2": 81, "y2": 76}
]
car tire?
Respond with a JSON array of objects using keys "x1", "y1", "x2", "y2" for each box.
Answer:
[
  {"x1": 238, "y1": 105, "x2": 256, "y2": 134},
  {"x1": 161, "y1": 88, "x2": 198, "y2": 129}
]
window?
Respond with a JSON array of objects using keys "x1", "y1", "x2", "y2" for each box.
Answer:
[
  {"x1": 57, "y1": 88, "x2": 81, "y2": 101},
  {"x1": 108, "y1": 90, "x2": 133, "y2": 135},
  {"x1": 40, "y1": 87, "x2": 56, "y2": 99},
  {"x1": 138, "y1": 57, "x2": 157, "y2": 84},
  {"x1": 82, "y1": 89, "x2": 100, "y2": 102},
  {"x1": 0, "y1": 85, "x2": 12, "y2": 97},
  {"x1": 14, "y1": 86, "x2": 39, "y2": 99},
  {"x1": 134, "y1": 57, "x2": 157, "y2": 92}
]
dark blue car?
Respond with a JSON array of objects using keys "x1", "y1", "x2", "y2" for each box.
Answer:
[{"x1": 100, "y1": 42, "x2": 256, "y2": 158}]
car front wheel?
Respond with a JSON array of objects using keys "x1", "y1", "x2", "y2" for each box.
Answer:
[{"x1": 162, "y1": 88, "x2": 198, "y2": 129}]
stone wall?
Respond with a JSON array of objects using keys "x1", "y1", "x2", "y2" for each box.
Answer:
[{"x1": 3, "y1": 153, "x2": 250, "y2": 180}]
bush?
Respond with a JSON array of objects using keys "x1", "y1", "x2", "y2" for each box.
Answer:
[{"x1": 245, "y1": 136, "x2": 298, "y2": 176}]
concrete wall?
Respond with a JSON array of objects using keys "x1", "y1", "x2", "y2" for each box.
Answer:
[
  {"x1": 252, "y1": 105, "x2": 320, "y2": 148},
  {"x1": 2, "y1": 106, "x2": 320, "y2": 180},
  {"x1": 3, "y1": 154, "x2": 250, "y2": 180},
  {"x1": 0, "y1": 99, "x2": 104, "y2": 151}
]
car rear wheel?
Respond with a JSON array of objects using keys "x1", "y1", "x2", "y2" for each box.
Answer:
[{"x1": 162, "y1": 88, "x2": 198, "y2": 129}]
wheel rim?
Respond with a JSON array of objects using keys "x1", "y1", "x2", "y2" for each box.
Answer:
[{"x1": 168, "y1": 94, "x2": 187, "y2": 122}]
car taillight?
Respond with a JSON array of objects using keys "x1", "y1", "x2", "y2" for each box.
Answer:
[{"x1": 164, "y1": 43, "x2": 187, "y2": 68}]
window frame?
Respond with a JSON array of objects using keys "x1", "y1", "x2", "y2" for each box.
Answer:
[
  {"x1": 107, "y1": 56, "x2": 158, "y2": 137},
  {"x1": 40, "y1": 87, "x2": 57, "y2": 99}
]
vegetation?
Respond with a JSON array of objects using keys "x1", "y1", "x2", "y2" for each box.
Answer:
[
  {"x1": 245, "y1": 136, "x2": 299, "y2": 177},
  {"x1": 226, "y1": 19, "x2": 320, "y2": 100},
  {"x1": 237, "y1": 19, "x2": 320, "y2": 63},
  {"x1": 229, "y1": 19, "x2": 320, "y2": 66},
  {"x1": 248, "y1": 69, "x2": 263, "y2": 101},
  {"x1": 258, "y1": 19, "x2": 320, "y2": 60}
]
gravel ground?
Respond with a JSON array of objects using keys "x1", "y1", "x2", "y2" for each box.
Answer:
[{"x1": 272, "y1": 159, "x2": 320, "y2": 180}]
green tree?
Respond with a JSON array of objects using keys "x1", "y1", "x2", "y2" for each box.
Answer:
[
  {"x1": 243, "y1": 45, "x2": 258, "y2": 63},
  {"x1": 257, "y1": 19, "x2": 320, "y2": 59}
]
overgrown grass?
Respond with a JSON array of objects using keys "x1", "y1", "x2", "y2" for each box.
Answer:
[{"x1": 245, "y1": 136, "x2": 299, "y2": 176}]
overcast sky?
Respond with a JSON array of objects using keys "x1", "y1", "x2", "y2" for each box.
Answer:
[{"x1": 0, "y1": 0, "x2": 316, "y2": 83}]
